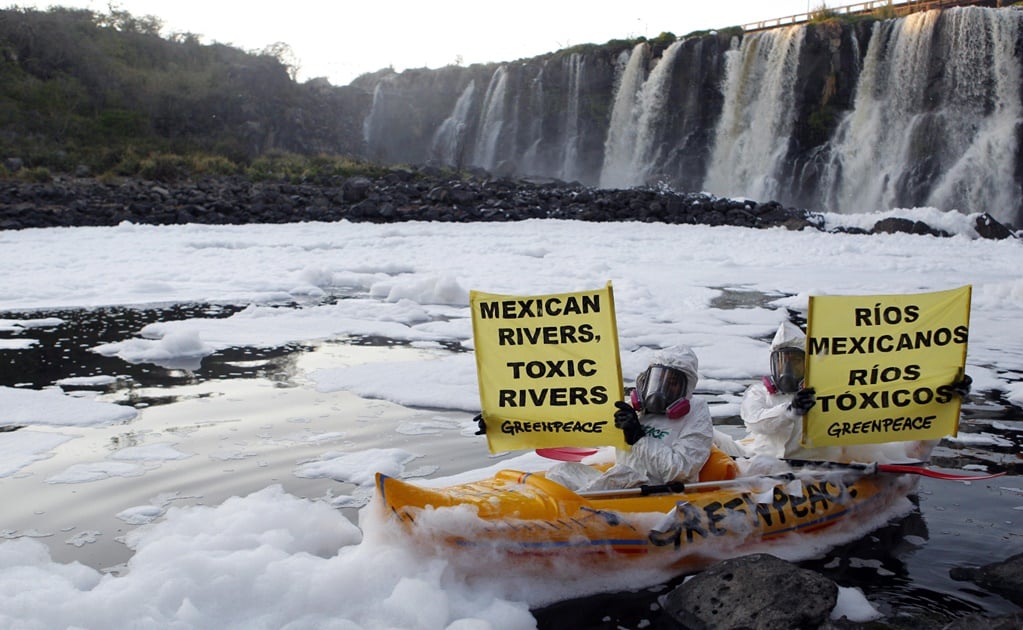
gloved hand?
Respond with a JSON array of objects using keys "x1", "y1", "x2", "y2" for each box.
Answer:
[
  {"x1": 949, "y1": 374, "x2": 972, "y2": 398},
  {"x1": 788, "y1": 387, "x2": 817, "y2": 416},
  {"x1": 614, "y1": 400, "x2": 645, "y2": 445},
  {"x1": 473, "y1": 413, "x2": 486, "y2": 435}
]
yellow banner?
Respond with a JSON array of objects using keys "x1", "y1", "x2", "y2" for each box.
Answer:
[
  {"x1": 471, "y1": 282, "x2": 626, "y2": 453},
  {"x1": 804, "y1": 286, "x2": 971, "y2": 447}
]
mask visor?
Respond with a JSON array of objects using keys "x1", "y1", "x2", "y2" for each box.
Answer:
[
  {"x1": 770, "y1": 347, "x2": 805, "y2": 394},
  {"x1": 641, "y1": 365, "x2": 688, "y2": 415}
]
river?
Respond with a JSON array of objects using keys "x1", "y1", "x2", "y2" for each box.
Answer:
[{"x1": 1, "y1": 302, "x2": 1020, "y2": 627}]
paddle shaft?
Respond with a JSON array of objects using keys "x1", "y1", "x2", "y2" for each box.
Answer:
[
  {"x1": 784, "y1": 459, "x2": 1007, "y2": 481},
  {"x1": 579, "y1": 459, "x2": 1006, "y2": 499},
  {"x1": 578, "y1": 472, "x2": 798, "y2": 499}
]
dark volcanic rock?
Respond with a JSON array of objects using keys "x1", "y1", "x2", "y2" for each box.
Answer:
[
  {"x1": 949, "y1": 551, "x2": 1023, "y2": 607},
  {"x1": 0, "y1": 171, "x2": 1015, "y2": 240},
  {"x1": 660, "y1": 553, "x2": 838, "y2": 629},
  {"x1": 872, "y1": 217, "x2": 951, "y2": 237},
  {"x1": 975, "y1": 212, "x2": 1016, "y2": 240}
]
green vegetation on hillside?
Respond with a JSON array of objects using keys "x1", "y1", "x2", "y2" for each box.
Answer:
[{"x1": 0, "y1": 6, "x2": 370, "y2": 181}]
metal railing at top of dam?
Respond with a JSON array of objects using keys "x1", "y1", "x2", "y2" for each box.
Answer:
[{"x1": 741, "y1": 0, "x2": 1004, "y2": 32}]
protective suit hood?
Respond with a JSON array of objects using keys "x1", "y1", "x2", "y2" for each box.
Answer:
[
  {"x1": 769, "y1": 321, "x2": 806, "y2": 394},
  {"x1": 650, "y1": 345, "x2": 699, "y2": 398},
  {"x1": 771, "y1": 321, "x2": 806, "y2": 351}
]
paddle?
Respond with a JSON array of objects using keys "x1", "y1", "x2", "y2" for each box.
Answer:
[
  {"x1": 578, "y1": 473, "x2": 799, "y2": 498},
  {"x1": 784, "y1": 459, "x2": 1007, "y2": 481},
  {"x1": 578, "y1": 460, "x2": 1007, "y2": 499},
  {"x1": 535, "y1": 447, "x2": 599, "y2": 462}
]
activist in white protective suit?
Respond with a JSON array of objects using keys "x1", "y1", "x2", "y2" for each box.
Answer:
[
  {"x1": 739, "y1": 320, "x2": 835, "y2": 463},
  {"x1": 544, "y1": 345, "x2": 714, "y2": 492},
  {"x1": 739, "y1": 320, "x2": 971, "y2": 469}
]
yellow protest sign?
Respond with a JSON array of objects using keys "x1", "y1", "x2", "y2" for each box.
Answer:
[
  {"x1": 804, "y1": 286, "x2": 971, "y2": 447},
  {"x1": 470, "y1": 282, "x2": 626, "y2": 453}
]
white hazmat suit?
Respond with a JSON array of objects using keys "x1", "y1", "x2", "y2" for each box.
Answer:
[
  {"x1": 546, "y1": 345, "x2": 714, "y2": 491},
  {"x1": 740, "y1": 320, "x2": 937, "y2": 466},
  {"x1": 740, "y1": 321, "x2": 840, "y2": 461}
]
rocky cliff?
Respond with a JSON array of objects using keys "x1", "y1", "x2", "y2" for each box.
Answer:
[{"x1": 354, "y1": 7, "x2": 1023, "y2": 227}]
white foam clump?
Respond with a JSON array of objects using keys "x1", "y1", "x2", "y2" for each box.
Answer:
[
  {"x1": 0, "y1": 486, "x2": 536, "y2": 629},
  {"x1": 0, "y1": 386, "x2": 136, "y2": 428},
  {"x1": 92, "y1": 329, "x2": 213, "y2": 370}
]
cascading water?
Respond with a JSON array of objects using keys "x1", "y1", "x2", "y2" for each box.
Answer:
[
  {"x1": 599, "y1": 43, "x2": 649, "y2": 189},
  {"x1": 599, "y1": 41, "x2": 688, "y2": 189},
  {"x1": 818, "y1": 12, "x2": 941, "y2": 213},
  {"x1": 362, "y1": 82, "x2": 386, "y2": 148},
  {"x1": 703, "y1": 26, "x2": 805, "y2": 201},
  {"x1": 430, "y1": 81, "x2": 476, "y2": 167},
  {"x1": 819, "y1": 8, "x2": 1021, "y2": 222},
  {"x1": 557, "y1": 53, "x2": 584, "y2": 182},
  {"x1": 519, "y1": 66, "x2": 546, "y2": 173},
  {"x1": 626, "y1": 40, "x2": 685, "y2": 186},
  {"x1": 471, "y1": 66, "x2": 509, "y2": 171},
  {"x1": 925, "y1": 9, "x2": 1022, "y2": 221},
  {"x1": 359, "y1": 7, "x2": 1022, "y2": 225}
]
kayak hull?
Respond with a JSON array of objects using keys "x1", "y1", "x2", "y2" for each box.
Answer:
[{"x1": 374, "y1": 466, "x2": 915, "y2": 564}]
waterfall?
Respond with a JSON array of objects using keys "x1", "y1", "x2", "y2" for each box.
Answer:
[
  {"x1": 703, "y1": 26, "x2": 805, "y2": 201},
  {"x1": 430, "y1": 81, "x2": 476, "y2": 167},
  {"x1": 924, "y1": 8, "x2": 1022, "y2": 220},
  {"x1": 520, "y1": 66, "x2": 546, "y2": 173},
  {"x1": 471, "y1": 66, "x2": 509, "y2": 171},
  {"x1": 358, "y1": 6, "x2": 1023, "y2": 224},
  {"x1": 599, "y1": 42, "x2": 689, "y2": 188},
  {"x1": 362, "y1": 82, "x2": 386, "y2": 148},
  {"x1": 820, "y1": 7, "x2": 1021, "y2": 222},
  {"x1": 599, "y1": 43, "x2": 649, "y2": 188},
  {"x1": 628, "y1": 40, "x2": 685, "y2": 186},
  {"x1": 821, "y1": 11, "x2": 942, "y2": 212},
  {"x1": 557, "y1": 53, "x2": 584, "y2": 182}
]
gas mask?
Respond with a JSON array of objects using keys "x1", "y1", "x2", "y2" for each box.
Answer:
[
  {"x1": 770, "y1": 347, "x2": 805, "y2": 394},
  {"x1": 633, "y1": 364, "x2": 690, "y2": 419}
]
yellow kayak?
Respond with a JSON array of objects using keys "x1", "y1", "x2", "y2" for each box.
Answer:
[{"x1": 373, "y1": 453, "x2": 915, "y2": 566}]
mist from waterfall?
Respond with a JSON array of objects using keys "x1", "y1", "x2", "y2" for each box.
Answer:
[{"x1": 703, "y1": 26, "x2": 805, "y2": 201}]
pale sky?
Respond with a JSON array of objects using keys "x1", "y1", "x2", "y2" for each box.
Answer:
[{"x1": 13, "y1": 0, "x2": 826, "y2": 85}]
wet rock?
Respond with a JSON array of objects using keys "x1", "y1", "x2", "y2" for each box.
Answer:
[
  {"x1": 0, "y1": 170, "x2": 1016, "y2": 238},
  {"x1": 974, "y1": 212, "x2": 1016, "y2": 240},
  {"x1": 949, "y1": 551, "x2": 1023, "y2": 607},
  {"x1": 871, "y1": 217, "x2": 951, "y2": 237},
  {"x1": 660, "y1": 553, "x2": 838, "y2": 629},
  {"x1": 341, "y1": 176, "x2": 372, "y2": 202},
  {"x1": 941, "y1": 612, "x2": 1023, "y2": 630}
]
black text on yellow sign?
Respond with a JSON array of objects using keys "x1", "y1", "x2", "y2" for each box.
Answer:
[
  {"x1": 470, "y1": 283, "x2": 625, "y2": 453},
  {"x1": 803, "y1": 286, "x2": 971, "y2": 447}
]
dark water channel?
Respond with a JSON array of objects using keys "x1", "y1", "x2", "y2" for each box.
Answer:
[{"x1": 1, "y1": 303, "x2": 1021, "y2": 628}]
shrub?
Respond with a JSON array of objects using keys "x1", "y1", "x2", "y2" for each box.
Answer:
[
  {"x1": 20, "y1": 166, "x2": 52, "y2": 182},
  {"x1": 138, "y1": 153, "x2": 188, "y2": 181},
  {"x1": 191, "y1": 153, "x2": 239, "y2": 176},
  {"x1": 809, "y1": 4, "x2": 839, "y2": 23}
]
